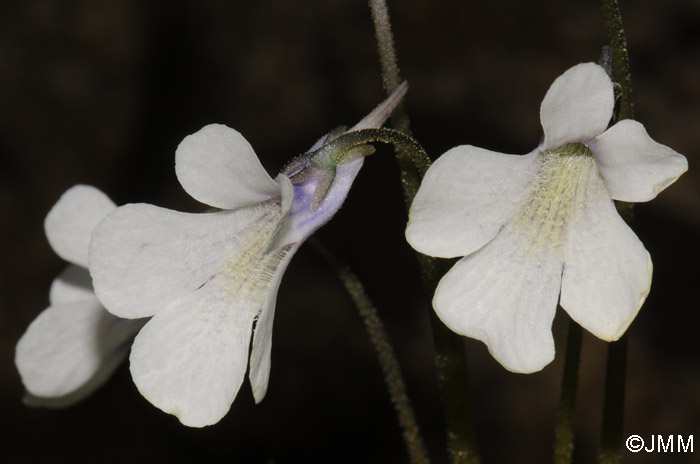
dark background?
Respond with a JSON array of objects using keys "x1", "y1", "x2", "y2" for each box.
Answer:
[{"x1": 1, "y1": 1, "x2": 698, "y2": 463}]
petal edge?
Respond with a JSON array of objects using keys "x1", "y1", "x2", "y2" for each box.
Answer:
[
  {"x1": 175, "y1": 124, "x2": 281, "y2": 209},
  {"x1": 593, "y1": 119, "x2": 688, "y2": 202},
  {"x1": 541, "y1": 63, "x2": 614, "y2": 149},
  {"x1": 560, "y1": 172, "x2": 652, "y2": 341},
  {"x1": 45, "y1": 185, "x2": 116, "y2": 267},
  {"x1": 433, "y1": 226, "x2": 561, "y2": 373},
  {"x1": 406, "y1": 146, "x2": 537, "y2": 258}
]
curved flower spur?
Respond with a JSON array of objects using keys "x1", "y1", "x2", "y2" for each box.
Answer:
[
  {"x1": 406, "y1": 63, "x2": 687, "y2": 373},
  {"x1": 88, "y1": 84, "x2": 407, "y2": 427}
]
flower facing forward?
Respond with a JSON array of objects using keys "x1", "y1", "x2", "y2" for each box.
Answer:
[
  {"x1": 89, "y1": 85, "x2": 407, "y2": 427},
  {"x1": 406, "y1": 63, "x2": 687, "y2": 373},
  {"x1": 15, "y1": 185, "x2": 145, "y2": 407}
]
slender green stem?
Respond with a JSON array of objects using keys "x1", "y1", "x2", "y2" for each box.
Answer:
[
  {"x1": 599, "y1": 2, "x2": 633, "y2": 462},
  {"x1": 553, "y1": 320, "x2": 583, "y2": 464},
  {"x1": 330, "y1": 127, "x2": 430, "y2": 210},
  {"x1": 599, "y1": 337, "x2": 628, "y2": 464},
  {"x1": 368, "y1": 0, "x2": 411, "y2": 135},
  {"x1": 428, "y1": 307, "x2": 480, "y2": 464},
  {"x1": 369, "y1": 1, "x2": 480, "y2": 463},
  {"x1": 311, "y1": 240, "x2": 430, "y2": 464},
  {"x1": 602, "y1": 0, "x2": 634, "y2": 121}
]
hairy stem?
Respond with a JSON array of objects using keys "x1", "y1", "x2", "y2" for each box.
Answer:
[
  {"x1": 553, "y1": 320, "x2": 583, "y2": 464},
  {"x1": 599, "y1": 1, "x2": 633, "y2": 462},
  {"x1": 369, "y1": 1, "x2": 480, "y2": 462},
  {"x1": 599, "y1": 337, "x2": 628, "y2": 464},
  {"x1": 602, "y1": 0, "x2": 634, "y2": 121},
  {"x1": 368, "y1": 0, "x2": 411, "y2": 134},
  {"x1": 311, "y1": 240, "x2": 430, "y2": 464}
]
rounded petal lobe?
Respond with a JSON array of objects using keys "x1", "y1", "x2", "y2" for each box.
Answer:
[
  {"x1": 49, "y1": 265, "x2": 95, "y2": 305},
  {"x1": 433, "y1": 226, "x2": 561, "y2": 373},
  {"x1": 15, "y1": 299, "x2": 143, "y2": 400},
  {"x1": 45, "y1": 185, "x2": 116, "y2": 267},
  {"x1": 23, "y1": 353, "x2": 123, "y2": 408},
  {"x1": 541, "y1": 63, "x2": 614, "y2": 149},
  {"x1": 129, "y1": 277, "x2": 258, "y2": 427},
  {"x1": 90, "y1": 202, "x2": 281, "y2": 318},
  {"x1": 593, "y1": 119, "x2": 688, "y2": 202},
  {"x1": 175, "y1": 124, "x2": 281, "y2": 209},
  {"x1": 406, "y1": 146, "x2": 537, "y2": 258},
  {"x1": 560, "y1": 175, "x2": 652, "y2": 341}
]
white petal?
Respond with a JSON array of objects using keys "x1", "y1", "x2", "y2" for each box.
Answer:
[
  {"x1": 175, "y1": 124, "x2": 281, "y2": 209},
  {"x1": 592, "y1": 119, "x2": 688, "y2": 202},
  {"x1": 22, "y1": 352, "x2": 121, "y2": 408},
  {"x1": 433, "y1": 225, "x2": 561, "y2": 373},
  {"x1": 248, "y1": 245, "x2": 298, "y2": 402},
  {"x1": 560, "y1": 173, "x2": 652, "y2": 341},
  {"x1": 406, "y1": 146, "x2": 537, "y2": 258},
  {"x1": 90, "y1": 201, "x2": 282, "y2": 319},
  {"x1": 15, "y1": 299, "x2": 143, "y2": 400},
  {"x1": 263, "y1": 174, "x2": 297, "y2": 252},
  {"x1": 45, "y1": 185, "x2": 116, "y2": 267},
  {"x1": 49, "y1": 265, "x2": 95, "y2": 305},
  {"x1": 129, "y1": 269, "x2": 263, "y2": 427},
  {"x1": 541, "y1": 63, "x2": 614, "y2": 149}
]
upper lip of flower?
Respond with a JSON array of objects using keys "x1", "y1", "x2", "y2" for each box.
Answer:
[{"x1": 405, "y1": 62, "x2": 687, "y2": 374}]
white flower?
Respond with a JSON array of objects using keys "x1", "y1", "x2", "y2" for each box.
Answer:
[
  {"x1": 15, "y1": 185, "x2": 145, "y2": 407},
  {"x1": 406, "y1": 63, "x2": 687, "y2": 373},
  {"x1": 89, "y1": 85, "x2": 407, "y2": 427}
]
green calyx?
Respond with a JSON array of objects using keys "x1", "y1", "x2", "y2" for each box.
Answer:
[{"x1": 282, "y1": 127, "x2": 426, "y2": 211}]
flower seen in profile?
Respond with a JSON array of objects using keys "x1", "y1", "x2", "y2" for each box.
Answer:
[
  {"x1": 15, "y1": 185, "x2": 146, "y2": 407},
  {"x1": 89, "y1": 84, "x2": 407, "y2": 426},
  {"x1": 406, "y1": 63, "x2": 687, "y2": 373}
]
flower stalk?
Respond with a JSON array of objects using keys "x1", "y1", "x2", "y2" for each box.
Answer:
[
  {"x1": 600, "y1": 1, "x2": 634, "y2": 462},
  {"x1": 553, "y1": 319, "x2": 583, "y2": 464},
  {"x1": 369, "y1": 1, "x2": 481, "y2": 463},
  {"x1": 602, "y1": 0, "x2": 633, "y2": 122},
  {"x1": 368, "y1": 0, "x2": 411, "y2": 135},
  {"x1": 599, "y1": 337, "x2": 628, "y2": 464},
  {"x1": 311, "y1": 239, "x2": 430, "y2": 464}
]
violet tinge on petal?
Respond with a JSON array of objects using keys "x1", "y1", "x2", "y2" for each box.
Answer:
[
  {"x1": 88, "y1": 84, "x2": 407, "y2": 427},
  {"x1": 406, "y1": 63, "x2": 687, "y2": 373}
]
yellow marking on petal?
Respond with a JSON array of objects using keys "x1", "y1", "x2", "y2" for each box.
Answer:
[
  {"x1": 209, "y1": 202, "x2": 291, "y2": 313},
  {"x1": 515, "y1": 143, "x2": 600, "y2": 255}
]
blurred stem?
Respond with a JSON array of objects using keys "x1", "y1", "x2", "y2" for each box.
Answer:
[
  {"x1": 311, "y1": 239, "x2": 430, "y2": 464},
  {"x1": 369, "y1": 0, "x2": 411, "y2": 135},
  {"x1": 553, "y1": 319, "x2": 582, "y2": 464},
  {"x1": 599, "y1": 337, "x2": 628, "y2": 464},
  {"x1": 368, "y1": 0, "x2": 428, "y2": 208},
  {"x1": 599, "y1": 2, "x2": 633, "y2": 463},
  {"x1": 369, "y1": 1, "x2": 480, "y2": 463},
  {"x1": 602, "y1": 0, "x2": 633, "y2": 121}
]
